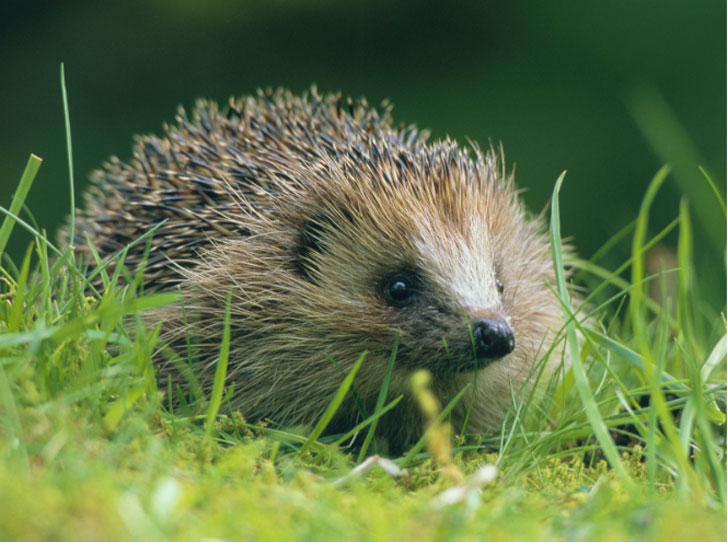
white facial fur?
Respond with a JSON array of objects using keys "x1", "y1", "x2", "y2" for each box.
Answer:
[{"x1": 413, "y1": 213, "x2": 501, "y2": 315}]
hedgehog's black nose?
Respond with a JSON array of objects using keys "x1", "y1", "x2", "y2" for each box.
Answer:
[{"x1": 472, "y1": 318, "x2": 515, "y2": 359}]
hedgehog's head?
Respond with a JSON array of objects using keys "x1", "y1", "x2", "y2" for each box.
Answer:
[{"x1": 221, "y1": 140, "x2": 566, "y2": 427}]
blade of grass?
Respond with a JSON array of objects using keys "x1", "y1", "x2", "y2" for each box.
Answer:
[
  {"x1": 60, "y1": 63, "x2": 76, "y2": 245},
  {"x1": 327, "y1": 354, "x2": 368, "y2": 420},
  {"x1": 701, "y1": 334, "x2": 727, "y2": 382},
  {"x1": 205, "y1": 288, "x2": 232, "y2": 438},
  {"x1": 676, "y1": 199, "x2": 699, "y2": 360},
  {"x1": 550, "y1": 171, "x2": 633, "y2": 488},
  {"x1": 357, "y1": 335, "x2": 398, "y2": 463},
  {"x1": 698, "y1": 166, "x2": 726, "y2": 218},
  {"x1": 8, "y1": 245, "x2": 33, "y2": 333},
  {"x1": 647, "y1": 275, "x2": 673, "y2": 491},
  {"x1": 0, "y1": 154, "x2": 42, "y2": 257},
  {"x1": 298, "y1": 351, "x2": 367, "y2": 456},
  {"x1": 334, "y1": 395, "x2": 403, "y2": 447}
]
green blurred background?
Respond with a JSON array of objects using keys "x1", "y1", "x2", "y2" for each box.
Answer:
[{"x1": 1, "y1": 0, "x2": 725, "y2": 307}]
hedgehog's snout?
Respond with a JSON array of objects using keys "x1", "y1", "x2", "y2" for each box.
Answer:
[{"x1": 472, "y1": 318, "x2": 515, "y2": 359}]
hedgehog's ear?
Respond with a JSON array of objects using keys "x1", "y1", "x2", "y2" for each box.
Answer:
[{"x1": 296, "y1": 213, "x2": 334, "y2": 281}]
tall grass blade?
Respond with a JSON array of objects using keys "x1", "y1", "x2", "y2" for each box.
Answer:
[
  {"x1": 550, "y1": 171, "x2": 633, "y2": 487},
  {"x1": 0, "y1": 154, "x2": 42, "y2": 258},
  {"x1": 205, "y1": 289, "x2": 233, "y2": 438},
  {"x1": 298, "y1": 351, "x2": 367, "y2": 456},
  {"x1": 677, "y1": 198, "x2": 698, "y2": 359},
  {"x1": 334, "y1": 395, "x2": 403, "y2": 447},
  {"x1": 701, "y1": 334, "x2": 727, "y2": 382},
  {"x1": 357, "y1": 336, "x2": 398, "y2": 462},
  {"x1": 698, "y1": 166, "x2": 726, "y2": 218},
  {"x1": 60, "y1": 63, "x2": 76, "y2": 245}
]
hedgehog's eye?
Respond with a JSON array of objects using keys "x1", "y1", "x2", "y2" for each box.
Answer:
[
  {"x1": 496, "y1": 279, "x2": 504, "y2": 294},
  {"x1": 386, "y1": 274, "x2": 419, "y2": 307}
]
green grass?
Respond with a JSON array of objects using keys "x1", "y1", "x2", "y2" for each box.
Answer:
[{"x1": 0, "y1": 109, "x2": 725, "y2": 541}]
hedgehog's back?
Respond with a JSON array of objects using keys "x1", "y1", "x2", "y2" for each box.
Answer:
[{"x1": 65, "y1": 88, "x2": 415, "y2": 291}]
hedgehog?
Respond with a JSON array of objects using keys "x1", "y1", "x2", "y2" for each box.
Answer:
[{"x1": 68, "y1": 87, "x2": 568, "y2": 451}]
